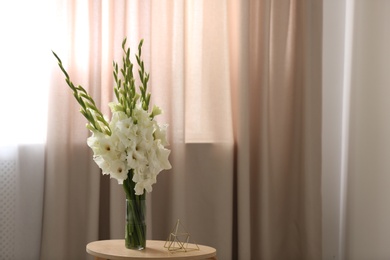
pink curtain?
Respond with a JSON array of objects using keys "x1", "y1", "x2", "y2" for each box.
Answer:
[{"x1": 41, "y1": 0, "x2": 322, "y2": 259}]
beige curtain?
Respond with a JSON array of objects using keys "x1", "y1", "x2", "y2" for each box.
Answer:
[
  {"x1": 41, "y1": 0, "x2": 322, "y2": 259},
  {"x1": 229, "y1": 1, "x2": 322, "y2": 259}
]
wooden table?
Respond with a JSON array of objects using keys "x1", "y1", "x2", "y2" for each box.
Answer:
[{"x1": 86, "y1": 240, "x2": 217, "y2": 260}]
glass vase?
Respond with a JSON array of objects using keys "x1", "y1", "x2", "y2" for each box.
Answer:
[
  {"x1": 125, "y1": 196, "x2": 146, "y2": 250},
  {"x1": 123, "y1": 170, "x2": 146, "y2": 250}
]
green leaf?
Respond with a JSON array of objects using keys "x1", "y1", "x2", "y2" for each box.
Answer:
[{"x1": 122, "y1": 38, "x2": 127, "y2": 49}]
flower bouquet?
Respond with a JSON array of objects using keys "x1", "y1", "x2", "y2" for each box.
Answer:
[{"x1": 52, "y1": 39, "x2": 171, "y2": 250}]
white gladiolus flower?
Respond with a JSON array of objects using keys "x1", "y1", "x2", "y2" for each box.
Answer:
[
  {"x1": 156, "y1": 145, "x2": 172, "y2": 170},
  {"x1": 154, "y1": 124, "x2": 169, "y2": 146},
  {"x1": 55, "y1": 39, "x2": 171, "y2": 197},
  {"x1": 134, "y1": 182, "x2": 147, "y2": 195},
  {"x1": 84, "y1": 86, "x2": 171, "y2": 194},
  {"x1": 133, "y1": 105, "x2": 152, "y2": 126},
  {"x1": 93, "y1": 156, "x2": 110, "y2": 174},
  {"x1": 108, "y1": 159, "x2": 128, "y2": 184},
  {"x1": 88, "y1": 112, "x2": 171, "y2": 194},
  {"x1": 151, "y1": 105, "x2": 162, "y2": 117},
  {"x1": 126, "y1": 148, "x2": 147, "y2": 169},
  {"x1": 132, "y1": 167, "x2": 156, "y2": 195}
]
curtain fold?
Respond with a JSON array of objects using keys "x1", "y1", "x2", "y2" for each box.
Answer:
[
  {"x1": 40, "y1": 0, "x2": 322, "y2": 259},
  {"x1": 229, "y1": 0, "x2": 322, "y2": 259}
]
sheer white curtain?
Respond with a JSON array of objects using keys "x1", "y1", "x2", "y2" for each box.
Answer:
[{"x1": 0, "y1": 0, "x2": 51, "y2": 259}]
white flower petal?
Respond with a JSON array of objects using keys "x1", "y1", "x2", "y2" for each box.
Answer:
[
  {"x1": 154, "y1": 124, "x2": 169, "y2": 146},
  {"x1": 108, "y1": 160, "x2": 128, "y2": 183}
]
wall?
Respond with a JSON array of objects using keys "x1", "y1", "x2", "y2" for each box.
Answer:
[
  {"x1": 323, "y1": 1, "x2": 390, "y2": 259},
  {"x1": 322, "y1": 0, "x2": 348, "y2": 259},
  {"x1": 345, "y1": 1, "x2": 390, "y2": 259}
]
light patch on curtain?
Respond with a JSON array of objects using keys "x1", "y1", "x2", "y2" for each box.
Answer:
[
  {"x1": 184, "y1": 0, "x2": 233, "y2": 144},
  {"x1": 72, "y1": 0, "x2": 91, "y2": 75},
  {"x1": 0, "y1": 0, "x2": 51, "y2": 145}
]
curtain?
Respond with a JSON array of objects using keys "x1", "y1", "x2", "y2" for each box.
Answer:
[
  {"x1": 229, "y1": 0, "x2": 322, "y2": 259},
  {"x1": 0, "y1": 1, "x2": 50, "y2": 259},
  {"x1": 0, "y1": 0, "x2": 322, "y2": 259}
]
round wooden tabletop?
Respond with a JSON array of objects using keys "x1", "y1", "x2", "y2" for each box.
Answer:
[{"x1": 86, "y1": 240, "x2": 217, "y2": 260}]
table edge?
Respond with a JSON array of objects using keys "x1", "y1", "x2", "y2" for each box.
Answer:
[{"x1": 86, "y1": 239, "x2": 217, "y2": 260}]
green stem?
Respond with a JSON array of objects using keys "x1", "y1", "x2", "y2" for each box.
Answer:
[{"x1": 123, "y1": 170, "x2": 146, "y2": 249}]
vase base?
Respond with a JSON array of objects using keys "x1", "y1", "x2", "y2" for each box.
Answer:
[{"x1": 125, "y1": 245, "x2": 145, "y2": 250}]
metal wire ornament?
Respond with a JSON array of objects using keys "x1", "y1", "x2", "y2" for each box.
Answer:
[{"x1": 164, "y1": 219, "x2": 200, "y2": 252}]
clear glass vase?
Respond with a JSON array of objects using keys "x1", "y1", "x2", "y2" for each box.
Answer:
[
  {"x1": 125, "y1": 196, "x2": 146, "y2": 250},
  {"x1": 123, "y1": 170, "x2": 146, "y2": 250}
]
